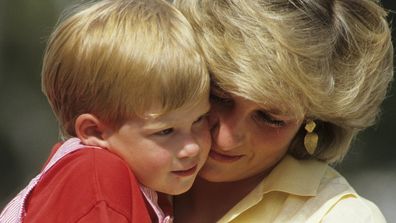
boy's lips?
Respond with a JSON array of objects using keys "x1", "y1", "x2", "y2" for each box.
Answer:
[
  {"x1": 172, "y1": 165, "x2": 198, "y2": 177},
  {"x1": 209, "y1": 150, "x2": 243, "y2": 162}
]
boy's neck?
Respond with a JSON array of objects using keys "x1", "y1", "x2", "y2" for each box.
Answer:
[{"x1": 174, "y1": 174, "x2": 266, "y2": 223}]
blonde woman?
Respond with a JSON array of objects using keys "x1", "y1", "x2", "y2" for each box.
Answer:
[{"x1": 173, "y1": 0, "x2": 393, "y2": 222}]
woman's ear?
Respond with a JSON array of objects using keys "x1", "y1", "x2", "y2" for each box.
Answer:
[{"x1": 75, "y1": 114, "x2": 112, "y2": 148}]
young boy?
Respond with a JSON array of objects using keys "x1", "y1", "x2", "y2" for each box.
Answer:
[{"x1": 0, "y1": 0, "x2": 211, "y2": 222}]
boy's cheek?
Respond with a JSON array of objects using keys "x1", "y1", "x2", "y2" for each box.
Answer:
[
  {"x1": 198, "y1": 129, "x2": 212, "y2": 154},
  {"x1": 148, "y1": 149, "x2": 174, "y2": 167}
]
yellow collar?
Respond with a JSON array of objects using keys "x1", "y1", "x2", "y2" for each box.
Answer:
[
  {"x1": 218, "y1": 155, "x2": 329, "y2": 223},
  {"x1": 257, "y1": 155, "x2": 328, "y2": 196}
]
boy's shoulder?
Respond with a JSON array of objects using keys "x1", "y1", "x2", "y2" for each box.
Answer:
[
  {"x1": 45, "y1": 146, "x2": 141, "y2": 199},
  {"x1": 60, "y1": 146, "x2": 133, "y2": 177},
  {"x1": 43, "y1": 145, "x2": 136, "y2": 184},
  {"x1": 24, "y1": 147, "x2": 146, "y2": 222}
]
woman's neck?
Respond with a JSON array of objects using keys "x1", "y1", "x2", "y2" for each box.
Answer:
[{"x1": 174, "y1": 173, "x2": 266, "y2": 223}]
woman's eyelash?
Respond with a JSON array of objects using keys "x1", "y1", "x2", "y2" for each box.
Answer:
[
  {"x1": 210, "y1": 94, "x2": 232, "y2": 104},
  {"x1": 254, "y1": 111, "x2": 285, "y2": 127},
  {"x1": 194, "y1": 113, "x2": 209, "y2": 124}
]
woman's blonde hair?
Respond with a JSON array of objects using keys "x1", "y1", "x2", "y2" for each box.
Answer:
[
  {"x1": 175, "y1": 0, "x2": 393, "y2": 163},
  {"x1": 42, "y1": 0, "x2": 209, "y2": 137}
]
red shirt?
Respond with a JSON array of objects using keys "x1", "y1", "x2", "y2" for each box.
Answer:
[{"x1": 23, "y1": 144, "x2": 151, "y2": 223}]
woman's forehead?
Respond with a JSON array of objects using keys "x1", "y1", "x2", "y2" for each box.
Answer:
[{"x1": 211, "y1": 86, "x2": 304, "y2": 118}]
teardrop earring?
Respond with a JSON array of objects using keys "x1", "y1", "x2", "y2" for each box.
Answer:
[{"x1": 304, "y1": 119, "x2": 318, "y2": 155}]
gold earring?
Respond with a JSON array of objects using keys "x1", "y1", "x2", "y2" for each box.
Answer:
[{"x1": 304, "y1": 120, "x2": 318, "y2": 155}]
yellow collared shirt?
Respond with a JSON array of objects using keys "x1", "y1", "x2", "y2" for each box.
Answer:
[{"x1": 218, "y1": 155, "x2": 386, "y2": 223}]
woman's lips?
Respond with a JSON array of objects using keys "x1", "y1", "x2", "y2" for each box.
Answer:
[
  {"x1": 209, "y1": 150, "x2": 243, "y2": 162},
  {"x1": 172, "y1": 165, "x2": 198, "y2": 177}
]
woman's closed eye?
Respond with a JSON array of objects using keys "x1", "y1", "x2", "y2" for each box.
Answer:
[
  {"x1": 253, "y1": 110, "x2": 286, "y2": 127},
  {"x1": 210, "y1": 93, "x2": 233, "y2": 105},
  {"x1": 193, "y1": 113, "x2": 209, "y2": 125}
]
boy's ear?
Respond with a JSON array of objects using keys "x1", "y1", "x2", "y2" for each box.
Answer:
[{"x1": 75, "y1": 114, "x2": 112, "y2": 149}]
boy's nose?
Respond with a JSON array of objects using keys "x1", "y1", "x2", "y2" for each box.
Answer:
[{"x1": 178, "y1": 142, "x2": 200, "y2": 158}]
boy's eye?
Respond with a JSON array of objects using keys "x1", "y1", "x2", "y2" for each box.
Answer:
[
  {"x1": 253, "y1": 110, "x2": 286, "y2": 127},
  {"x1": 154, "y1": 128, "x2": 174, "y2": 136}
]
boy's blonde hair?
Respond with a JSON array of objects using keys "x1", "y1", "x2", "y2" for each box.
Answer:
[
  {"x1": 42, "y1": 0, "x2": 209, "y2": 137},
  {"x1": 175, "y1": 0, "x2": 393, "y2": 163}
]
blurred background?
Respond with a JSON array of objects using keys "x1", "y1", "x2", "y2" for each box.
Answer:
[{"x1": 0, "y1": 0, "x2": 395, "y2": 221}]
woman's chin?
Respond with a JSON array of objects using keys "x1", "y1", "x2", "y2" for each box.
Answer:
[{"x1": 197, "y1": 165, "x2": 239, "y2": 183}]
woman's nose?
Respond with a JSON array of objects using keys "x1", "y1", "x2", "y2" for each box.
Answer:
[
  {"x1": 211, "y1": 111, "x2": 244, "y2": 151},
  {"x1": 207, "y1": 109, "x2": 219, "y2": 129}
]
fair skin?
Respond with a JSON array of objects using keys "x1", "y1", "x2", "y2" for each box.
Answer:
[
  {"x1": 174, "y1": 89, "x2": 303, "y2": 222},
  {"x1": 76, "y1": 99, "x2": 211, "y2": 195}
]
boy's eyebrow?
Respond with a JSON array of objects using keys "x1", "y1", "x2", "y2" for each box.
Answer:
[
  {"x1": 141, "y1": 113, "x2": 182, "y2": 131},
  {"x1": 142, "y1": 123, "x2": 171, "y2": 131},
  {"x1": 143, "y1": 105, "x2": 211, "y2": 130},
  {"x1": 142, "y1": 117, "x2": 174, "y2": 130}
]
